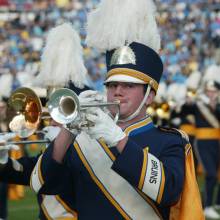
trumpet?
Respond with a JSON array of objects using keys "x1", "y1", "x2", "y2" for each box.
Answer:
[
  {"x1": 7, "y1": 87, "x2": 120, "y2": 142},
  {"x1": 47, "y1": 88, "x2": 120, "y2": 130},
  {"x1": 3, "y1": 138, "x2": 50, "y2": 146}
]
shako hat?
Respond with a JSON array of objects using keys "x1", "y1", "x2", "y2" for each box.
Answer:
[{"x1": 86, "y1": 0, "x2": 163, "y2": 92}]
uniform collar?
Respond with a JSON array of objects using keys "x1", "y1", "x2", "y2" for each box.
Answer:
[{"x1": 123, "y1": 116, "x2": 154, "y2": 137}]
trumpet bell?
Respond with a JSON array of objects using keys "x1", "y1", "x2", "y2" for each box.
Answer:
[
  {"x1": 47, "y1": 88, "x2": 79, "y2": 124},
  {"x1": 8, "y1": 87, "x2": 42, "y2": 138}
]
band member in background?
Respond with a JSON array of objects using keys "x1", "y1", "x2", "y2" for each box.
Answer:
[
  {"x1": 182, "y1": 67, "x2": 220, "y2": 219},
  {"x1": 0, "y1": 100, "x2": 8, "y2": 220}
]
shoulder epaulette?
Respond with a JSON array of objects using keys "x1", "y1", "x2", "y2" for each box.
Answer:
[{"x1": 158, "y1": 126, "x2": 189, "y2": 142}]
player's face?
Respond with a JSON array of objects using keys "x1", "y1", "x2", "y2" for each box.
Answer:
[
  {"x1": 206, "y1": 89, "x2": 218, "y2": 102},
  {"x1": 106, "y1": 82, "x2": 146, "y2": 119}
]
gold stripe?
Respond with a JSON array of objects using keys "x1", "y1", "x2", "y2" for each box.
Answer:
[
  {"x1": 185, "y1": 144, "x2": 191, "y2": 156},
  {"x1": 98, "y1": 139, "x2": 116, "y2": 161},
  {"x1": 30, "y1": 155, "x2": 43, "y2": 190},
  {"x1": 138, "y1": 147, "x2": 148, "y2": 190},
  {"x1": 137, "y1": 190, "x2": 163, "y2": 220},
  {"x1": 124, "y1": 117, "x2": 152, "y2": 135},
  {"x1": 196, "y1": 128, "x2": 220, "y2": 139},
  {"x1": 55, "y1": 218, "x2": 77, "y2": 220},
  {"x1": 55, "y1": 196, "x2": 78, "y2": 219},
  {"x1": 156, "y1": 162, "x2": 165, "y2": 204},
  {"x1": 73, "y1": 142, "x2": 132, "y2": 220},
  {"x1": 30, "y1": 168, "x2": 34, "y2": 190},
  {"x1": 107, "y1": 68, "x2": 159, "y2": 91},
  {"x1": 38, "y1": 156, "x2": 44, "y2": 185},
  {"x1": 180, "y1": 124, "x2": 196, "y2": 136},
  {"x1": 41, "y1": 195, "x2": 52, "y2": 220}
]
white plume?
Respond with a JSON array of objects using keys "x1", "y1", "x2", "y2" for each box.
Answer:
[
  {"x1": 0, "y1": 74, "x2": 13, "y2": 98},
  {"x1": 36, "y1": 23, "x2": 87, "y2": 88},
  {"x1": 155, "y1": 82, "x2": 167, "y2": 103},
  {"x1": 186, "y1": 71, "x2": 201, "y2": 90},
  {"x1": 167, "y1": 83, "x2": 187, "y2": 105},
  {"x1": 203, "y1": 64, "x2": 220, "y2": 84},
  {"x1": 86, "y1": 0, "x2": 160, "y2": 52},
  {"x1": 17, "y1": 71, "x2": 34, "y2": 87}
]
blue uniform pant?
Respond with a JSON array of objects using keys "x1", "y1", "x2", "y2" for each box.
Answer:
[
  {"x1": 197, "y1": 139, "x2": 220, "y2": 207},
  {"x1": 0, "y1": 182, "x2": 8, "y2": 219}
]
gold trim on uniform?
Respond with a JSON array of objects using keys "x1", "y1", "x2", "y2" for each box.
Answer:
[
  {"x1": 196, "y1": 101, "x2": 219, "y2": 128},
  {"x1": 98, "y1": 139, "x2": 116, "y2": 161},
  {"x1": 55, "y1": 218, "x2": 77, "y2": 220},
  {"x1": 185, "y1": 144, "x2": 192, "y2": 156},
  {"x1": 138, "y1": 147, "x2": 148, "y2": 190},
  {"x1": 107, "y1": 68, "x2": 159, "y2": 91},
  {"x1": 38, "y1": 156, "x2": 44, "y2": 185},
  {"x1": 124, "y1": 117, "x2": 152, "y2": 136},
  {"x1": 180, "y1": 124, "x2": 196, "y2": 136},
  {"x1": 156, "y1": 162, "x2": 165, "y2": 204},
  {"x1": 41, "y1": 195, "x2": 52, "y2": 220},
  {"x1": 196, "y1": 128, "x2": 220, "y2": 140},
  {"x1": 55, "y1": 195, "x2": 78, "y2": 219},
  {"x1": 30, "y1": 155, "x2": 44, "y2": 192},
  {"x1": 137, "y1": 190, "x2": 163, "y2": 220}
]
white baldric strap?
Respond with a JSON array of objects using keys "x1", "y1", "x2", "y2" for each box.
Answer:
[
  {"x1": 11, "y1": 159, "x2": 23, "y2": 172},
  {"x1": 196, "y1": 101, "x2": 219, "y2": 128},
  {"x1": 42, "y1": 195, "x2": 75, "y2": 219},
  {"x1": 76, "y1": 132, "x2": 160, "y2": 220},
  {"x1": 30, "y1": 155, "x2": 43, "y2": 193}
]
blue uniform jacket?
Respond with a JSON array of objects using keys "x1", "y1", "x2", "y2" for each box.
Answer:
[
  {"x1": 181, "y1": 102, "x2": 220, "y2": 141},
  {"x1": 34, "y1": 117, "x2": 188, "y2": 220}
]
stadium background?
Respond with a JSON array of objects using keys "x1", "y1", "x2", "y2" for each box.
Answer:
[{"x1": 0, "y1": 0, "x2": 219, "y2": 219}]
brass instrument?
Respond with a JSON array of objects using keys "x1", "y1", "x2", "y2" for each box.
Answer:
[
  {"x1": 47, "y1": 88, "x2": 120, "y2": 130},
  {"x1": 156, "y1": 102, "x2": 170, "y2": 120},
  {"x1": 147, "y1": 101, "x2": 170, "y2": 120},
  {"x1": 7, "y1": 87, "x2": 42, "y2": 138},
  {"x1": 5, "y1": 87, "x2": 120, "y2": 144},
  {"x1": 187, "y1": 88, "x2": 197, "y2": 100}
]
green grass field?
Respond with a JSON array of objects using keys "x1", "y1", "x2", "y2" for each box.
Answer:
[{"x1": 8, "y1": 187, "x2": 38, "y2": 220}]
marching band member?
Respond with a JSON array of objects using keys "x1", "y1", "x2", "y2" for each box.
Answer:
[
  {"x1": 31, "y1": 0, "x2": 204, "y2": 219},
  {"x1": 0, "y1": 125, "x2": 79, "y2": 220},
  {"x1": 0, "y1": 22, "x2": 90, "y2": 220},
  {"x1": 0, "y1": 100, "x2": 10, "y2": 220},
  {"x1": 179, "y1": 72, "x2": 200, "y2": 170},
  {"x1": 168, "y1": 80, "x2": 199, "y2": 172},
  {"x1": 182, "y1": 65, "x2": 220, "y2": 219},
  {"x1": 0, "y1": 74, "x2": 21, "y2": 219}
]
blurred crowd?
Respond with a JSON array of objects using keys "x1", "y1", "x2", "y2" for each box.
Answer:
[
  {"x1": 0, "y1": 1, "x2": 220, "y2": 219},
  {"x1": 0, "y1": 0, "x2": 220, "y2": 96}
]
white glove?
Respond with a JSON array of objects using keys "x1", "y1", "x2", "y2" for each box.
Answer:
[
  {"x1": 85, "y1": 108, "x2": 126, "y2": 146},
  {"x1": 63, "y1": 122, "x2": 81, "y2": 136},
  {"x1": 42, "y1": 126, "x2": 61, "y2": 141},
  {"x1": 0, "y1": 133, "x2": 19, "y2": 164},
  {"x1": 78, "y1": 90, "x2": 106, "y2": 104}
]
